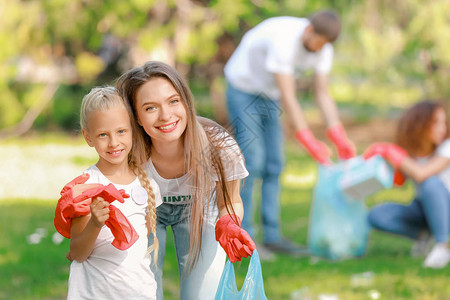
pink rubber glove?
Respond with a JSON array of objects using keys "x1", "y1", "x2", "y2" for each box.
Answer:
[
  {"x1": 215, "y1": 214, "x2": 256, "y2": 263},
  {"x1": 295, "y1": 129, "x2": 332, "y2": 165},
  {"x1": 363, "y1": 143, "x2": 407, "y2": 168},
  {"x1": 326, "y1": 124, "x2": 356, "y2": 159}
]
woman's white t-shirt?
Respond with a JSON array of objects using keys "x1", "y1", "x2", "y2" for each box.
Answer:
[
  {"x1": 415, "y1": 139, "x2": 450, "y2": 192},
  {"x1": 145, "y1": 134, "x2": 249, "y2": 220},
  {"x1": 67, "y1": 165, "x2": 162, "y2": 300}
]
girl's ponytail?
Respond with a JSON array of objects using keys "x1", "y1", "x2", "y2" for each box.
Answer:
[{"x1": 130, "y1": 159, "x2": 159, "y2": 267}]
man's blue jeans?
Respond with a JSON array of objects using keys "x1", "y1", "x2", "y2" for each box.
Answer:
[
  {"x1": 226, "y1": 81, "x2": 284, "y2": 244},
  {"x1": 149, "y1": 203, "x2": 226, "y2": 300},
  {"x1": 368, "y1": 176, "x2": 450, "y2": 243}
]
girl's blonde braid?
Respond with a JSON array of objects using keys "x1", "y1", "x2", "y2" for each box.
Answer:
[{"x1": 130, "y1": 159, "x2": 159, "y2": 266}]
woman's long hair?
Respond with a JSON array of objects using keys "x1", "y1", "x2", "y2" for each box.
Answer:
[
  {"x1": 116, "y1": 61, "x2": 240, "y2": 271},
  {"x1": 396, "y1": 100, "x2": 447, "y2": 156}
]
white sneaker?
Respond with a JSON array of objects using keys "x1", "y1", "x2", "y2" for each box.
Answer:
[
  {"x1": 411, "y1": 231, "x2": 433, "y2": 257},
  {"x1": 423, "y1": 243, "x2": 450, "y2": 269}
]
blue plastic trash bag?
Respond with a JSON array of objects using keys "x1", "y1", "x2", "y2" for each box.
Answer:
[
  {"x1": 214, "y1": 250, "x2": 268, "y2": 300},
  {"x1": 308, "y1": 156, "x2": 393, "y2": 260},
  {"x1": 340, "y1": 156, "x2": 393, "y2": 199}
]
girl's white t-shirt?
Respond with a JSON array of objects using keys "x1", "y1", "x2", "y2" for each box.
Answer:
[
  {"x1": 145, "y1": 134, "x2": 248, "y2": 220},
  {"x1": 415, "y1": 138, "x2": 450, "y2": 192},
  {"x1": 224, "y1": 16, "x2": 334, "y2": 100},
  {"x1": 67, "y1": 165, "x2": 162, "y2": 300}
]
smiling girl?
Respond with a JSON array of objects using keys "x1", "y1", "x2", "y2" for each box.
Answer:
[
  {"x1": 63, "y1": 86, "x2": 161, "y2": 299},
  {"x1": 116, "y1": 61, "x2": 255, "y2": 300},
  {"x1": 364, "y1": 100, "x2": 450, "y2": 269}
]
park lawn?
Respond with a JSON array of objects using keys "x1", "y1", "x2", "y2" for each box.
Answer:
[{"x1": 1, "y1": 142, "x2": 449, "y2": 300}]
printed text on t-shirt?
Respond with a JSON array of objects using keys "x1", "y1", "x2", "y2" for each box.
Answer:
[{"x1": 163, "y1": 195, "x2": 192, "y2": 203}]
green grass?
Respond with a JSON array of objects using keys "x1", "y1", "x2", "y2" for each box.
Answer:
[{"x1": 1, "y1": 142, "x2": 449, "y2": 300}]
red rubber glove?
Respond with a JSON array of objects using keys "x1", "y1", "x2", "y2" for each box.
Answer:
[
  {"x1": 326, "y1": 124, "x2": 356, "y2": 160},
  {"x1": 363, "y1": 143, "x2": 408, "y2": 187},
  {"x1": 80, "y1": 184, "x2": 138, "y2": 250},
  {"x1": 363, "y1": 143, "x2": 407, "y2": 168},
  {"x1": 215, "y1": 214, "x2": 256, "y2": 263},
  {"x1": 81, "y1": 183, "x2": 129, "y2": 205},
  {"x1": 295, "y1": 129, "x2": 332, "y2": 165},
  {"x1": 54, "y1": 177, "x2": 138, "y2": 250},
  {"x1": 54, "y1": 174, "x2": 94, "y2": 238},
  {"x1": 393, "y1": 170, "x2": 406, "y2": 187},
  {"x1": 60, "y1": 173, "x2": 90, "y2": 195},
  {"x1": 60, "y1": 180, "x2": 118, "y2": 220}
]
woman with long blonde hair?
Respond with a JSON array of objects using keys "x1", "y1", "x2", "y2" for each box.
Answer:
[{"x1": 116, "y1": 61, "x2": 255, "y2": 299}]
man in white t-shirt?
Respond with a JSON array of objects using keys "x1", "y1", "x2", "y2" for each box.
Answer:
[{"x1": 224, "y1": 10, "x2": 355, "y2": 255}]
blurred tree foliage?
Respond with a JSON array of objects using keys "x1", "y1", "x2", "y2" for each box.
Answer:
[{"x1": 1, "y1": 0, "x2": 449, "y2": 136}]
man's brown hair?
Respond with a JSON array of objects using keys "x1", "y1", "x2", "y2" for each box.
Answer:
[{"x1": 310, "y1": 10, "x2": 341, "y2": 42}]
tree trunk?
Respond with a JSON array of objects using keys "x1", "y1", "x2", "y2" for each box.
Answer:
[{"x1": 0, "y1": 83, "x2": 59, "y2": 140}]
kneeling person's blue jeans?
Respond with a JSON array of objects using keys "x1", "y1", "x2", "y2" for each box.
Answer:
[{"x1": 368, "y1": 176, "x2": 450, "y2": 243}]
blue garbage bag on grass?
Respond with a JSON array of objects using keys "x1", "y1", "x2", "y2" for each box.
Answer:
[
  {"x1": 308, "y1": 156, "x2": 393, "y2": 260},
  {"x1": 214, "y1": 250, "x2": 268, "y2": 300}
]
